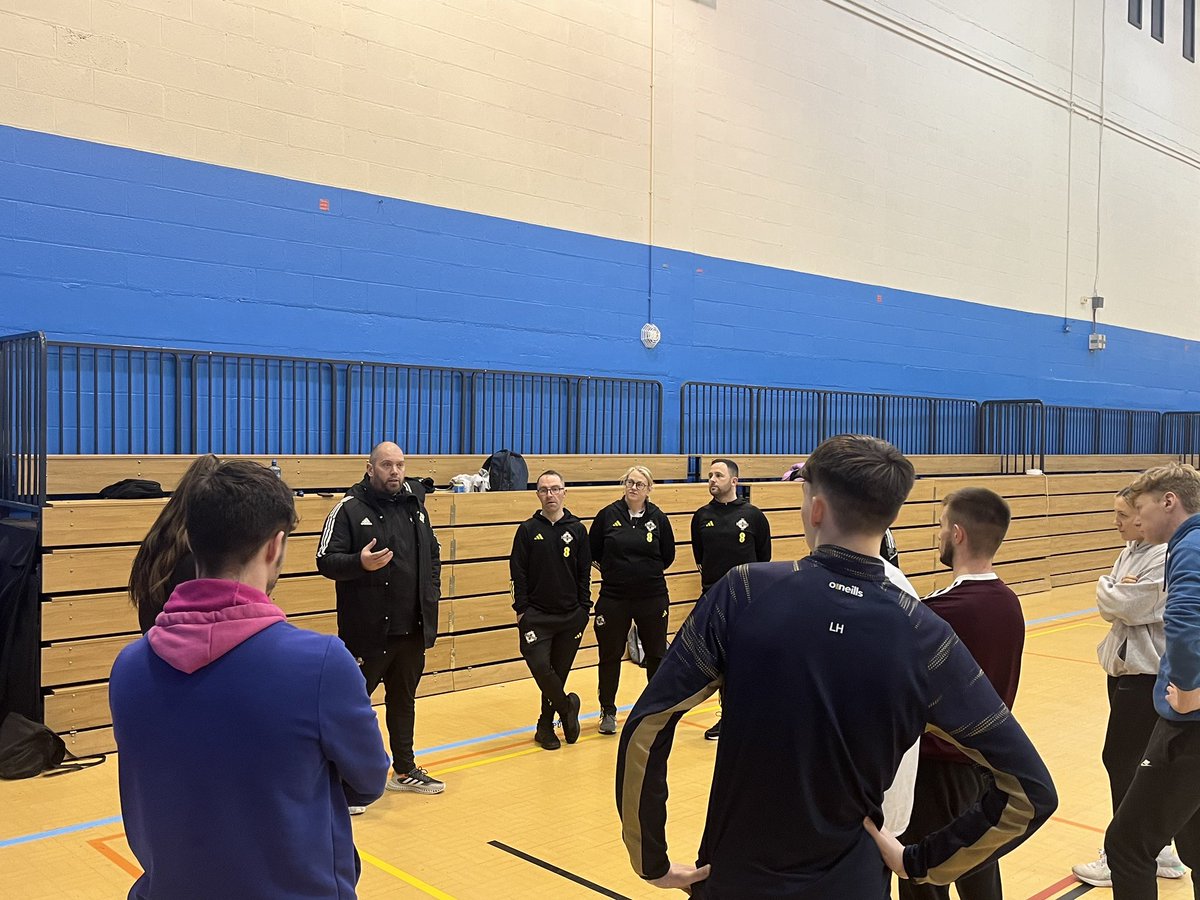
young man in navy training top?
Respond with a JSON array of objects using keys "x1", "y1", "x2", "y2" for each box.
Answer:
[
  {"x1": 690, "y1": 457, "x2": 772, "y2": 740},
  {"x1": 510, "y1": 470, "x2": 591, "y2": 751},
  {"x1": 615, "y1": 434, "x2": 1057, "y2": 898},
  {"x1": 110, "y1": 460, "x2": 390, "y2": 900},
  {"x1": 899, "y1": 488, "x2": 1025, "y2": 900},
  {"x1": 1106, "y1": 462, "x2": 1200, "y2": 898}
]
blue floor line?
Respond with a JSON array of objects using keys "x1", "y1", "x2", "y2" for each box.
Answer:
[
  {"x1": 0, "y1": 704, "x2": 641, "y2": 850},
  {"x1": 0, "y1": 815, "x2": 123, "y2": 849},
  {"x1": 414, "y1": 703, "x2": 635, "y2": 755},
  {"x1": 1026, "y1": 606, "x2": 1098, "y2": 626}
]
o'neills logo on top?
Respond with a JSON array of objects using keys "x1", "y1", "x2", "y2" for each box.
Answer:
[{"x1": 829, "y1": 581, "x2": 863, "y2": 597}]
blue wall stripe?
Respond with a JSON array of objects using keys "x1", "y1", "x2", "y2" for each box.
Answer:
[{"x1": 2, "y1": 122, "x2": 1199, "y2": 456}]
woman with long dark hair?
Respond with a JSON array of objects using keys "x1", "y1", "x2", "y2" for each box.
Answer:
[{"x1": 128, "y1": 454, "x2": 221, "y2": 633}]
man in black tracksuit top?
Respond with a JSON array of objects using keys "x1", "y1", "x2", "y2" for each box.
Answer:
[
  {"x1": 691, "y1": 457, "x2": 772, "y2": 740},
  {"x1": 590, "y1": 467, "x2": 676, "y2": 734},
  {"x1": 692, "y1": 458, "x2": 772, "y2": 592},
  {"x1": 316, "y1": 442, "x2": 444, "y2": 796},
  {"x1": 510, "y1": 470, "x2": 591, "y2": 751},
  {"x1": 616, "y1": 435, "x2": 1057, "y2": 898}
]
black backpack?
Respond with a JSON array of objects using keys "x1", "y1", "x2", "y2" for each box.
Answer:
[
  {"x1": 98, "y1": 479, "x2": 165, "y2": 499},
  {"x1": 0, "y1": 712, "x2": 106, "y2": 779},
  {"x1": 482, "y1": 450, "x2": 528, "y2": 492}
]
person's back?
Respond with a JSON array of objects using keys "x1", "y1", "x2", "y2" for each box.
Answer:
[
  {"x1": 112, "y1": 612, "x2": 386, "y2": 899},
  {"x1": 616, "y1": 435, "x2": 1057, "y2": 899},
  {"x1": 110, "y1": 460, "x2": 389, "y2": 900},
  {"x1": 624, "y1": 551, "x2": 1051, "y2": 897}
]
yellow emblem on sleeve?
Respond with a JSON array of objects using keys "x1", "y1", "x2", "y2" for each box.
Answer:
[{"x1": 563, "y1": 546, "x2": 570, "y2": 558}]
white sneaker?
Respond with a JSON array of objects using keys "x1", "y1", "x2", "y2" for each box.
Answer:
[
  {"x1": 1072, "y1": 846, "x2": 1187, "y2": 886},
  {"x1": 385, "y1": 766, "x2": 445, "y2": 795},
  {"x1": 348, "y1": 806, "x2": 366, "y2": 816},
  {"x1": 1157, "y1": 846, "x2": 1187, "y2": 879},
  {"x1": 1072, "y1": 849, "x2": 1111, "y2": 887}
]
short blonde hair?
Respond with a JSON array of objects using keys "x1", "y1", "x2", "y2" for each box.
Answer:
[
  {"x1": 620, "y1": 465, "x2": 654, "y2": 492},
  {"x1": 1129, "y1": 462, "x2": 1200, "y2": 515}
]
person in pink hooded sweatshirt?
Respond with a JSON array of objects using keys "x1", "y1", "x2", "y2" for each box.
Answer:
[{"x1": 109, "y1": 460, "x2": 390, "y2": 900}]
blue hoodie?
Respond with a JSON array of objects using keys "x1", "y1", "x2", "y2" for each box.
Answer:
[
  {"x1": 1155, "y1": 513, "x2": 1200, "y2": 721},
  {"x1": 109, "y1": 579, "x2": 390, "y2": 899}
]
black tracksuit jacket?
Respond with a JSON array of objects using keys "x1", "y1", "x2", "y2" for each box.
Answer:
[
  {"x1": 509, "y1": 508, "x2": 592, "y2": 616},
  {"x1": 315, "y1": 476, "x2": 442, "y2": 655},
  {"x1": 589, "y1": 499, "x2": 676, "y2": 602}
]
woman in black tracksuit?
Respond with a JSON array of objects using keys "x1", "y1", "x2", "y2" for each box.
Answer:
[{"x1": 589, "y1": 465, "x2": 675, "y2": 735}]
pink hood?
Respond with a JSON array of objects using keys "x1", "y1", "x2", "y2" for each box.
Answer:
[{"x1": 147, "y1": 579, "x2": 287, "y2": 674}]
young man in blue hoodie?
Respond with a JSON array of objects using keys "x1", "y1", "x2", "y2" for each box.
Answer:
[
  {"x1": 1107, "y1": 462, "x2": 1200, "y2": 898},
  {"x1": 110, "y1": 460, "x2": 390, "y2": 900}
]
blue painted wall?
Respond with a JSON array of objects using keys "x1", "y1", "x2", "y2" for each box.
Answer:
[{"x1": 2, "y1": 124, "x2": 1198, "y2": 453}]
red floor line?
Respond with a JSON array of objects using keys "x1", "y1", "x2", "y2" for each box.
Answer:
[
  {"x1": 1026, "y1": 873, "x2": 1081, "y2": 900},
  {"x1": 1051, "y1": 815, "x2": 1106, "y2": 835},
  {"x1": 87, "y1": 833, "x2": 142, "y2": 879},
  {"x1": 422, "y1": 738, "x2": 532, "y2": 769}
]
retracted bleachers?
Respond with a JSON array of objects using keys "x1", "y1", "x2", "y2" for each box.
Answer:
[
  {"x1": 36, "y1": 452, "x2": 1170, "y2": 755},
  {"x1": 38, "y1": 454, "x2": 692, "y2": 755}
]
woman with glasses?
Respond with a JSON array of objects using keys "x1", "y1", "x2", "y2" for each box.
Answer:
[{"x1": 588, "y1": 465, "x2": 676, "y2": 735}]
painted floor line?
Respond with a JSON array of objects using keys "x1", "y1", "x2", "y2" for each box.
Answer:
[
  {"x1": 1027, "y1": 873, "x2": 1087, "y2": 900},
  {"x1": 413, "y1": 703, "x2": 636, "y2": 756},
  {"x1": 1027, "y1": 607, "x2": 1099, "y2": 626},
  {"x1": 488, "y1": 840, "x2": 631, "y2": 899},
  {"x1": 360, "y1": 848, "x2": 458, "y2": 899},
  {"x1": 0, "y1": 814, "x2": 123, "y2": 849},
  {"x1": 87, "y1": 832, "x2": 141, "y2": 879}
]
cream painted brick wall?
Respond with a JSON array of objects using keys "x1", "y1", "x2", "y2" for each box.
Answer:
[
  {"x1": 0, "y1": 11, "x2": 58, "y2": 56},
  {"x1": 93, "y1": 70, "x2": 163, "y2": 115},
  {"x1": 0, "y1": 0, "x2": 1197, "y2": 339}
]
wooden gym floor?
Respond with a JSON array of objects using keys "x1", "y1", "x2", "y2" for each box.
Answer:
[{"x1": 1, "y1": 582, "x2": 1192, "y2": 899}]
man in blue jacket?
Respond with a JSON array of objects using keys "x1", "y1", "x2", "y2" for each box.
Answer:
[
  {"x1": 110, "y1": 460, "x2": 390, "y2": 900},
  {"x1": 1107, "y1": 462, "x2": 1200, "y2": 898}
]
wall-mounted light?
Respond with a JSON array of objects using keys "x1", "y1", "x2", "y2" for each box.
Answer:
[{"x1": 640, "y1": 322, "x2": 662, "y2": 349}]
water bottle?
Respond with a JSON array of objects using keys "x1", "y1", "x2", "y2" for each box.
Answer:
[{"x1": 270, "y1": 458, "x2": 282, "y2": 479}]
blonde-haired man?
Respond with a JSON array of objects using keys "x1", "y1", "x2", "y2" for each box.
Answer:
[{"x1": 1106, "y1": 462, "x2": 1200, "y2": 897}]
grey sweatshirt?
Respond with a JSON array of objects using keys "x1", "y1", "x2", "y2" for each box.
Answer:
[{"x1": 1096, "y1": 540, "x2": 1168, "y2": 676}]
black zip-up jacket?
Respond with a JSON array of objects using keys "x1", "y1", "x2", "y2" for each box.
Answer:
[
  {"x1": 509, "y1": 508, "x2": 592, "y2": 616},
  {"x1": 589, "y1": 499, "x2": 676, "y2": 601},
  {"x1": 690, "y1": 497, "x2": 772, "y2": 591},
  {"x1": 315, "y1": 476, "x2": 442, "y2": 655}
]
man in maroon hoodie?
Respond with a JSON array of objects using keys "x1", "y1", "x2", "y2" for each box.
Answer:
[{"x1": 898, "y1": 487, "x2": 1025, "y2": 900}]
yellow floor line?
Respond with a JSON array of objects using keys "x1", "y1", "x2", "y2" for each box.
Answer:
[
  {"x1": 428, "y1": 703, "x2": 722, "y2": 778},
  {"x1": 360, "y1": 849, "x2": 458, "y2": 899},
  {"x1": 1026, "y1": 621, "x2": 1095, "y2": 639}
]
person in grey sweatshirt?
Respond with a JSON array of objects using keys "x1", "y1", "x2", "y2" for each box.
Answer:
[{"x1": 1072, "y1": 485, "x2": 1184, "y2": 887}]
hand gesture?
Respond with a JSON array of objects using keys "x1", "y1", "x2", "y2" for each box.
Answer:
[
  {"x1": 863, "y1": 817, "x2": 907, "y2": 878},
  {"x1": 648, "y1": 862, "x2": 711, "y2": 894},
  {"x1": 1167, "y1": 683, "x2": 1200, "y2": 714},
  {"x1": 360, "y1": 538, "x2": 393, "y2": 572},
  {"x1": 1119, "y1": 575, "x2": 1140, "y2": 584}
]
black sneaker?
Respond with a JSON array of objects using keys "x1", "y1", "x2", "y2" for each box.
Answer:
[
  {"x1": 534, "y1": 722, "x2": 561, "y2": 751},
  {"x1": 563, "y1": 693, "x2": 581, "y2": 744},
  {"x1": 386, "y1": 766, "x2": 445, "y2": 794},
  {"x1": 598, "y1": 709, "x2": 618, "y2": 735},
  {"x1": 704, "y1": 720, "x2": 721, "y2": 741}
]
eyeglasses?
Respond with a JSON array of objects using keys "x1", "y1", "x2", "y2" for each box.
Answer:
[
  {"x1": 536, "y1": 485, "x2": 565, "y2": 496},
  {"x1": 624, "y1": 479, "x2": 648, "y2": 491}
]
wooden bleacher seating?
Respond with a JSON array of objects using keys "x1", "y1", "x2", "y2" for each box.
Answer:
[{"x1": 37, "y1": 452, "x2": 1170, "y2": 755}]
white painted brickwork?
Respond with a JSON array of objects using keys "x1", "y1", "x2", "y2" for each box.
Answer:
[{"x1": 0, "y1": 0, "x2": 1197, "y2": 337}]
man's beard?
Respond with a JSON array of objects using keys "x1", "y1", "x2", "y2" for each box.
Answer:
[{"x1": 939, "y1": 542, "x2": 955, "y2": 570}]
